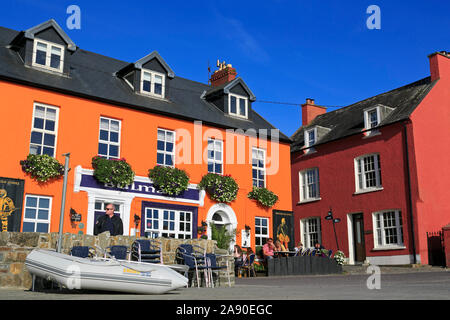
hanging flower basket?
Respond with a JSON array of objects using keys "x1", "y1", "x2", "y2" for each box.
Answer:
[
  {"x1": 91, "y1": 155, "x2": 135, "y2": 188},
  {"x1": 198, "y1": 173, "x2": 238, "y2": 203},
  {"x1": 148, "y1": 165, "x2": 189, "y2": 196},
  {"x1": 247, "y1": 187, "x2": 278, "y2": 208},
  {"x1": 20, "y1": 154, "x2": 65, "y2": 182}
]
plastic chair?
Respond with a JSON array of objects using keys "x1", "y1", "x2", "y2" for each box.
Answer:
[
  {"x1": 181, "y1": 252, "x2": 208, "y2": 288},
  {"x1": 106, "y1": 245, "x2": 129, "y2": 260},
  {"x1": 131, "y1": 239, "x2": 162, "y2": 264},
  {"x1": 70, "y1": 246, "x2": 95, "y2": 258},
  {"x1": 240, "y1": 254, "x2": 256, "y2": 277}
]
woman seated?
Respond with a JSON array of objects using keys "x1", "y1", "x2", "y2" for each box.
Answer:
[
  {"x1": 294, "y1": 241, "x2": 304, "y2": 255},
  {"x1": 274, "y1": 240, "x2": 288, "y2": 257},
  {"x1": 233, "y1": 245, "x2": 243, "y2": 276}
]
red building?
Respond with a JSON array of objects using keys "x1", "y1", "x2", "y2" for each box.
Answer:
[{"x1": 291, "y1": 52, "x2": 450, "y2": 265}]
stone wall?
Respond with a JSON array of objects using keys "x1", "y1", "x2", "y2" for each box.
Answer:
[{"x1": 0, "y1": 232, "x2": 235, "y2": 289}]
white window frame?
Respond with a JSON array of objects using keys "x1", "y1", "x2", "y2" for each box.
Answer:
[
  {"x1": 156, "y1": 128, "x2": 176, "y2": 167},
  {"x1": 144, "y1": 207, "x2": 193, "y2": 239},
  {"x1": 364, "y1": 107, "x2": 381, "y2": 130},
  {"x1": 372, "y1": 210, "x2": 404, "y2": 249},
  {"x1": 303, "y1": 127, "x2": 317, "y2": 153},
  {"x1": 252, "y1": 147, "x2": 266, "y2": 188},
  {"x1": 301, "y1": 217, "x2": 322, "y2": 249},
  {"x1": 255, "y1": 217, "x2": 269, "y2": 246},
  {"x1": 29, "y1": 102, "x2": 59, "y2": 157},
  {"x1": 98, "y1": 117, "x2": 121, "y2": 159},
  {"x1": 228, "y1": 93, "x2": 248, "y2": 119},
  {"x1": 32, "y1": 39, "x2": 65, "y2": 73},
  {"x1": 140, "y1": 69, "x2": 165, "y2": 98},
  {"x1": 354, "y1": 153, "x2": 382, "y2": 193},
  {"x1": 22, "y1": 195, "x2": 52, "y2": 233},
  {"x1": 207, "y1": 138, "x2": 223, "y2": 174},
  {"x1": 299, "y1": 168, "x2": 320, "y2": 203}
]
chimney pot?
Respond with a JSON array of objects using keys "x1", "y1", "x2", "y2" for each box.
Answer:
[{"x1": 210, "y1": 62, "x2": 237, "y2": 87}]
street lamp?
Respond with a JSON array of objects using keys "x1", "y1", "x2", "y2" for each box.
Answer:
[{"x1": 325, "y1": 207, "x2": 341, "y2": 251}]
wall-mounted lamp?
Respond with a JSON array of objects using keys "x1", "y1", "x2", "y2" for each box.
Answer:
[{"x1": 134, "y1": 214, "x2": 141, "y2": 228}]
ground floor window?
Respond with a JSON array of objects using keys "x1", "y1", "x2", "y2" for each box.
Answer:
[
  {"x1": 22, "y1": 195, "x2": 52, "y2": 232},
  {"x1": 301, "y1": 217, "x2": 321, "y2": 248},
  {"x1": 144, "y1": 207, "x2": 192, "y2": 239},
  {"x1": 373, "y1": 210, "x2": 404, "y2": 248},
  {"x1": 255, "y1": 217, "x2": 269, "y2": 246}
]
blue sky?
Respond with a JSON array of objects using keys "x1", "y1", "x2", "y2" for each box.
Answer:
[{"x1": 1, "y1": 0, "x2": 449, "y2": 137}]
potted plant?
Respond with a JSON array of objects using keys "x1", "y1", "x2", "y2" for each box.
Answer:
[
  {"x1": 198, "y1": 173, "x2": 238, "y2": 203},
  {"x1": 210, "y1": 222, "x2": 236, "y2": 251},
  {"x1": 247, "y1": 187, "x2": 278, "y2": 208},
  {"x1": 148, "y1": 165, "x2": 189, "y2": 196},
  {"x1": 334, "y1": 250, "x2": 346, "y2": 265},
  {"x1": 20, "y1": 154, "x2": 65, "y2": 182},
  {"x1": 91, "y1": 155, "x2": 135, "y2": 188}
]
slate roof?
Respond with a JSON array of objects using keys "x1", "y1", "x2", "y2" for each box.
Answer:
[
  {"x1": 290, "y1": 76, "x2": 437, "y2": 153},
  {"x1": 0, "y1": 25, "x2": 290, "y2": 143}
]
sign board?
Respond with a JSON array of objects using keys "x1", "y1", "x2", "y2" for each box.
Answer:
[
  {"x1": 0, "y1": 177, "x2": 25, "y2": 232},
  {"x1": 272, "y1": 210, "x2": 294, "y2": 251}
]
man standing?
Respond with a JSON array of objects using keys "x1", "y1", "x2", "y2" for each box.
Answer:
[{"x1": 94, "y1": 203, "x2": 123, "y2": 236}]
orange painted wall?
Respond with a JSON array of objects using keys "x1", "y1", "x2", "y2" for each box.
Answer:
[{"x1": 0, "y1": 79, "x2": 292, "y2": 249}]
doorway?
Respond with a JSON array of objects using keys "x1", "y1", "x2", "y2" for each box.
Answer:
[{"x1": 352, "y1": 213, "x2": 366, "y2": 263}]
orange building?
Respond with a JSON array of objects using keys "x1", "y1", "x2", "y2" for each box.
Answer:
[{"x1": 0, "y1": 20, "x2": 292, "y2": 251}]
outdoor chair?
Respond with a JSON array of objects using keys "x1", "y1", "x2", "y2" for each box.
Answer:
[
  {"x1": 106, "y1": 245, "x2": 129, "y2": 260},
  {"x1": 131, "y1": 239, "x2": 162, "y2": 264},
  {"x1": 205, "y1": 253, "x2": 230, "y2": 287},
  {"x1": 302, "y1": 248, "x2": 310, "y2": 256},
  {"x1": 181, "y1": 252, "x2": 209, "y2": 288},
  {"x1": 240, "y1": 253, "x2": 256, "y2": 277},
  {"x1": 327, "y1": 249, "x2": 333, "y2": 258},
  {"x1": 70, "y1": 246, "x2": 96, "y2": 258}
]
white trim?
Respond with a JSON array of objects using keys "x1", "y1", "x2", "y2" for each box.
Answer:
[
  {"x1": 254, "y1": 216, "x2": 270, "y2": 247},
  {"x1": 30, "y1": 102, "x2": 60, "y2": 157},
  {"x1": 353, "y1": 187, "x2": 384, "y2": 195},
  {"x1": 157, "y1": 128, "x2": 176, "y2": 167},
  {"x1": 206, "y1": 203, "x2": 238, "y2": 250},
  {"x1": 346, "y1": 214, "x2": 355, "y2": 265},
  {"x1": 252, "y1": 147, "x2": 266, "y2": 188},
  {"x1": 372, "y1": 209, "x2": 404, "y2": 248},
  {"x1": 228, "y1": 93, "x2": 248, "y2": 119},
  {"x1": 22, "y1": 194, "x2": 53, "y2": 233},
  {"x1": 140, "y1": 68, "x2": 165, "y2": 98},
  {"x1": 207, "y1": 138, "x2": 223, "y2": 174},
  {"x1": 304, "y1": 127, "x2": 317, "y2": 148},
  {"x1": 98, "y1": 117, "x2": 121, "y2": 159},
  {"x1": 299, "y1": 168, "x2": 320, "y2": 202},
  {"x1": 31, "y1": 39, "x2": 65, "y2": 73},
  {"x1": 143, "y1": 207, "x2": 193, "y2": 239},
  {"x1": 366, "y1": 254, "x2": 420, "y2": 265},
  {"x1": 354, "y1": 153, "x2": 382, "y2": 192},
  {"x1": 300, "y1": 217, "x2": 322, "y2": 249},
  {"x1": 363, "y1": 106, "x2": 381, "y2": 130}
]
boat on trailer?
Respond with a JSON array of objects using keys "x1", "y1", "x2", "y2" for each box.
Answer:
[{"x1": 25, "y1": 249, "x2": 189, "y2": 294}]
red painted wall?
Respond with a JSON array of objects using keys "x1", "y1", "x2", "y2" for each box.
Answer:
[
  {"x1": 291, "y1": 122, "x2": 415, "y2": 262},
  {"x1": 409, "y1": 53, "x2": 450, "y2": 264}
]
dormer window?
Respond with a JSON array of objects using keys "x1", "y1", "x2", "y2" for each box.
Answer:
[
  {"x1": 141, "y1": 69, "x2": 165, "y2": 97},
  {"x1": 32, "y1": 39, "x2": 64, "y2": 72},
  {"x1": 364, "y1": 107, "x2": 380, "y2": 130},
  {"x1": 229, "y1": 93, "x2": 248, "y2": 118}
]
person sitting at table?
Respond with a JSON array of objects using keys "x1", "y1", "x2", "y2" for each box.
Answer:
[
  {"x1": 234, "y1": 245, "x2": 243, "y2": 276},
  {"x1": 313, "y1": 242, "x2": 325, "y2": 256},
  {"x1": 274, "y1": 240, "x2": 288, "y2": 257},
  {"x1": 294, "y1": 241, "x2": 304, "y2": 255},
  {"x1": 262, "y1": 238, "x2": 275, "y2": 261}
]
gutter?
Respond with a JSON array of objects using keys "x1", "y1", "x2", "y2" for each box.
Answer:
[{"x1": 403, "y1": 120, "x2": 417, "y2": 264}]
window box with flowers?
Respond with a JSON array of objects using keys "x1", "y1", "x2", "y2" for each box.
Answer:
[
  {"x1": 247, "y1": 187, "x2": 278, "y2": 208},
  {"x1": 198, "y1": 173, "x2": 238, "y2": 203},
  {"x1": 148, "y1": 165, "x2": 189, "y2": 196},
  {"x1": 20, "y1": 154, "x2": 65, "y2": 182},
  {"x1": 91, "y1": 155, "x2": 135, "y2": 188}
]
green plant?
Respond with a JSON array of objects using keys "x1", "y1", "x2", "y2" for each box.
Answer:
[
  {"x1": 210, "y1": 222, "x2": 236, "y2": 251},
  {"x1": 148, "y1": 165, "x2": 189, "y2": 196},
  {"x1": 334, "y1": 250, "x2": 346, "y2": 265},
  {"x1": 247, "y1": 187, "x2": 278, "y2": 207},
  {"x1": 198, "y1": 173, "x2": 239, "y2": 203},
  {"x1": 20, "y1": 154, "x2": 64, "y2": 182},
  {"x1": 91, "y1": 155, "x2": 135, "y2": 188}
]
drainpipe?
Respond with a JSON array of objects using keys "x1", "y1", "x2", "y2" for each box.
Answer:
[{"x1": 403, "y1": 121, "x2": 417, "y2": 264}]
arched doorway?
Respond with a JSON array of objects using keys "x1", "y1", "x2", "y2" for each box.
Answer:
[{"x1": 206, "y1": 204, "x2": 238, "y2": 252}]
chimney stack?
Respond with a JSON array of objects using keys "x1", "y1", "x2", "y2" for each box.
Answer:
[
  {"x1": 429, "y1": 51, "x2": 450, "y2": 82},
  {"x1": 210, "y1": 60, "x2": 237, "y2": 87},
  {"x1": 301, "y1": 98, "x2": 327, "y2": 126}
]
